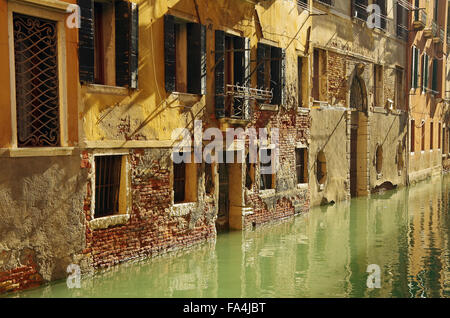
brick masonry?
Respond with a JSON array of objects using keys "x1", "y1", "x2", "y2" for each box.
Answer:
[
  {"x1": 243, "y1": 108, "x2": 311, "y2": 229},
  {"x1": 81, "y1": 149, "x2": 217, "y2": 270}
]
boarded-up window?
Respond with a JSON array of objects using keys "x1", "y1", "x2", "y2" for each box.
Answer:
[
  {"x1": 296, "y1": 148, "x2": 308, "y2": 184},
  {"x1": 13, "y1": 13, "x2": 60, "y2": 147},
  {"x1": 164, "y1": 15, "x2": 206, "y2": 95},
  {"x1": 95, "y1": 155, "x2": 123, "y2": 218}
]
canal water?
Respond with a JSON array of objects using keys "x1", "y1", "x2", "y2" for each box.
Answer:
[{"x1": 7, "y1": 175, "x2": 450, "y2": 298}]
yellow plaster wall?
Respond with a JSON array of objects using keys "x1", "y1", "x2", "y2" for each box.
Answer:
[{"x1": 80, "y1": 0, "x2": 312, "y2": 144}]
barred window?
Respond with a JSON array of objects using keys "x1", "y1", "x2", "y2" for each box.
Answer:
[
  {"x1": 13, "y1": 13, "x2": 60, "y2": 147},
  {"x1": 95, "y1": 155, "x2": 123, "y2": 218}
]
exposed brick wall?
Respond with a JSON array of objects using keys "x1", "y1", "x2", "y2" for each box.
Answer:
[
  {"x1": 327, "y1": 51, "x2": 347, "y2": 106},
  {"x1": 0, "y1": 252, "x2": 43, "y2": 294},
  {"x1": 81, "y1": 149, "x2": 216, "y2": 270},
  {"x1": 243, "y1": 108, "x2": 311, "y2": 228}
]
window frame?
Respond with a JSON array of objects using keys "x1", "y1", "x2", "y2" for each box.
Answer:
[
  {"x1": 7, "y1": 2, "x2": 69, "y2": 150},
  {"x1": 90, "y1": 152, "x2": 130, "y2": 221}
]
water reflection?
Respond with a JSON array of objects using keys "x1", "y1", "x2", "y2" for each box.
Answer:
[{"x1": 8, "y1": 176, "x2": 450, "y2": 298}]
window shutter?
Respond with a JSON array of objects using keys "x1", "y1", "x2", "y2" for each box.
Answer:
[
  {"x1": 422, "y1": 54, "x2": 425, "y2": 92},
  {"x1": 233, "y1": 36, "x2": 245, "y2": 86},
  {"x1": 257, "y1": 43, "x2": 267, "y2": 89},
  {"x1": 413, "y1": 47, "x2": 419, "y2": 89},
  {"x1": 280, "y1": 49, "x2": 286, "y2": 106},
  {"x1": 187, "y1": 23, "x2": 207, "y2": 95},
  {"x1": 78, "y1": 0, "x2": 94, "y2": 84},
  {"x1": 164, "y1": 15, "x2": 176, "y2": 93},
  {"x1": 432, "y1": 58, "x2": 438, "y2": 92},
  {"x1": 425, "y1": 54, "x2": 429, "y2": 91},
  {"x1": 244, "y1": 37, "x2": 251, "y2": 119},
  {"x1": 115, "y1": 1, "x2": 139, "y2": 88},
  {"x1": 215, "y1": 30, "x2": 225, "y2": 118},
  {"x1": 271, "y1": 47, "x2": 282, "y2": 105}
]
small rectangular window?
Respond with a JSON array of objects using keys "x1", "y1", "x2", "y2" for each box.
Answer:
[
  {"x1": 173, "y1": 152, "x2": 198, "y2": 203},
  {"x1": 260, "y1": 148, "x2": 274, "y2": 190},
  {"x1": 296, "y1": 148, "x2": 308, "y2": 184},
  {"x1": 95, "y1": 155, "x2": 124, "y2": 218},
  {"x1": 312, "y1": 48, "x2": 326, "y2": 101},
  {"x1": 173, "y1": 158, "x2": 186, "y2": 203},
  {"x1": 374, "y1": 64, "x2": 383, "y2": 107},
  {"x1": 438, "y1": 123, "x2": 442, "y2": 149},
  {"x1": 395, "y1": 67, "x2": 404, "y2": 109},
  {"x1": 422, "y1": 124, "x2": 426, "y2": 151},
  {"x1": 430, "y1": 122, "x2": 434, "y2": 149}
]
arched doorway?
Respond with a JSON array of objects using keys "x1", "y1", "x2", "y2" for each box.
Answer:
[
  {"x1": 349, "y1": 74, "x2": 369, "y2": 197},
  {"x1": 350, "y1": 75, "x2": 367, "y2": 112}
]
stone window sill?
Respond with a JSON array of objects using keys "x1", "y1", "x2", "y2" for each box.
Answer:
[
  {"x1": 86, "y1": 84, "x2": 130, "y2": 96},
  {"x1": 259, "y1": 104, "x2": 279, "y2": 111},
  {"x1": 297, "y1": 183, "x2": 309, "y2": 190},
  {"x1": 297, "y1": 107, "x2": 310, "y2": 114},
  {"x1": 171, "y1": 92, "x2": 202, "y2": 104},
  {"x1": 89, "y1": 214, "x2": 130, "y2": 230},
  {"x1": 1, "y1": 147, "x2": 75, "y2": 158},
  {"x1": 259, "y1": 189, "x2": 276, "y2": 197},
  {"x1": 170, "y1": 202, "x2": 196, "y2": 217}
]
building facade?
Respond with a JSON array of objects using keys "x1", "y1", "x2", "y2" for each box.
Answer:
[{"x1": 0, "y1": 0, "x2": 448, "y2": 295}]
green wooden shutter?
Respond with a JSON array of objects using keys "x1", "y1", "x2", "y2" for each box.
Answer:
[
  {"x1": 115, "y1": 1, "x2": 139, "y2": 88},
  {"x1": 187, "y1": 23, "x2": 206, "y2": 95},
  {"x1": 78, "y1": 0, "x2": 94, "y2": 84},
  {"x1": 425, "y1": 54, "x2": 429, "y2": 91},
  {"x1": 164, "y1": 15, "x2": 176, "y2": 93},
  {"x1": 432, "y1": 58, "x2": 438, "y2": 92},
  {"x1": 215, "y1": 30, "x2": 225, "y2": 118}
]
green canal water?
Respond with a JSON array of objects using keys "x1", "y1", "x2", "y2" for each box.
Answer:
[{"x1": 7, "y1": 175, "x2": 450, "y2": 298}]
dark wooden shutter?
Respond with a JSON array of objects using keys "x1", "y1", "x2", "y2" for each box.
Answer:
[
  {"x1": 115, "y1": 1, "x2": 139, "y2": 88},
  {"x1": 233, "y1": 36, "x2": 245, "y2": 85},
  {"x1": 257, "y1": 43, "x2": 267, "y2": 89},
  {"x1": 187, "y1": 23, "x2": 207, "y2": 95},
  {"x1": 215, "y1": 30, "x2": 225, "y2": 118},
  {"x1": 164, "y1": 15, "x2": 176, "y2": 93},
  {"x1": 280, "y1": 49, "x2": 286, "y2": 105},
  {"x1": 271, "y1": 47, "x2": 282, "y2": 105},
  {"x1": 78, "y1": 0, "x2": 94, "y2": 84},
  {"x1": 432, "y1": 58, "x2": 438, "y2": 92}
]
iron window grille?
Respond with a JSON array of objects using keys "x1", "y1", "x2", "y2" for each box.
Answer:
[
  {"x1": 95, "y1": 155, "x2": 123, "y2": 218},
  {"x1": 13, "y1": 13, "x2": 60, "y2": 147}
]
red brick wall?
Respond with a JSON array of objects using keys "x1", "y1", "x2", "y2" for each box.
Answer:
[
  {"x1": 244, "y1": 108, "x2": 311, "y2": 228},
  {"x1": 81, "y1": 150, "x2": 216, "y2": 269},
  {"x1": 0, "y1": 253, "x2": 43, "y2": 294}
]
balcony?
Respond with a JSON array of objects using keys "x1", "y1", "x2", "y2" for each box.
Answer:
[
  {"x1": 424, "y1": 21, "x2": 438, "y2": 39},
  {"x1": 438, "y1": 28, "x2": 445, "y2": 45},
  {"x1": 413, "y1": 10, "x2": 426, "y2": 31}
]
